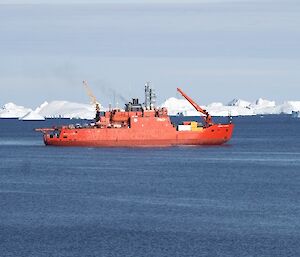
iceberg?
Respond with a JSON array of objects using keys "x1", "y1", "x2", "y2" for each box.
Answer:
[
  {"x1": 34, "y1": 101, "x2": 49, "y2": 114},
  {"x1": 36, "y1": 101, "x2": 95, "y2": 119},
  {"x1": 19, "y1": 111, "x2": 45, "y2": 121},
  {"x1": 161, "y1": 97, "x2": 195, "y2": 116},
  {"x1": 161, "y1": 96, "x2": 300, "y2": 117},
  {"x1": 252, "y1": 98, "x2": 276, "y2": 108},
  {"x1": 279, "y1": 101, "x2": 300, "y2": 114},
  {"x1": 161, "y1": 98, "x2": 254, "y2": 117},
  {"x1": 228, "y1": 99, "x2": 251, "y2": 108},
  {"x1": 2, "y1": 97, "x2": 300, "y2": 119},
  {"x1": 0, "y1": 103, "x2": 32, "y2": 118},
  {"x1": 249, "y1": 98, "x2": 277, "y2": 115}
]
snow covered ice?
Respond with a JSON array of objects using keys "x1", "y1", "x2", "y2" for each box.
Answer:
[
  {"x1": 19, "y1": 111, "x2": 45, "y2": 121},
  {"x1": 1, "y1": 97, "x2": 300, "y2": 119},
  {"x1": 160, "y1": 97, "x2": 300, "y2": 117},
  {"x1": 35, "y1": 101, "x2": 95, "y2": 119},
  {"x1": 0, "y1": 103, "x2": 32, "y2": 119}
]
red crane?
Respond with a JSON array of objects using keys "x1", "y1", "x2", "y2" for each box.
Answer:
[{"x1": 177, "y1": 88, "x2": 213, "y2": 126}]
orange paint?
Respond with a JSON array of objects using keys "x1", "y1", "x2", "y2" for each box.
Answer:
[{"x1": 36, "y1": 87, "x2": 234, "y2": 147}]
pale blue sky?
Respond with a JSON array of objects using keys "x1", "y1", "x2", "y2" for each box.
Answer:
[{"x1": 1, "y1": 0, "x2": 300, "y2": 107}]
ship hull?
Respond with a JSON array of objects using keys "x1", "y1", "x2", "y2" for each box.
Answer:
[{"x1": 43, "y1": 124, "x2": 234, "y2": 147}]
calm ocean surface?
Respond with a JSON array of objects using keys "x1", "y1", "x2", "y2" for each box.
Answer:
[{"x1": 0, "y1": 116, "x2": 299, "y2": 257}]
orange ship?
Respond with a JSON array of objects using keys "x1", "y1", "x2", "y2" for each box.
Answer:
[{"x1": 36, "y1": 84, "x2": 234, "y2": 147}]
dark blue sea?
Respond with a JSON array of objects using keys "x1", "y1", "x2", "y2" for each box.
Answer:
[{"x1": 0, "y1": 116, "x2": 299, "y2": 257}]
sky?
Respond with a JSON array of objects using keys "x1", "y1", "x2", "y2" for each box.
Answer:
[{"x1": 0, "y1": 0, "x2": 300, "y2": 108}]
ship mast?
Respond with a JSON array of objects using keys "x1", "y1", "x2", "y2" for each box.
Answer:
[
  {"x1": 177, "y1": 88, "x2": 213, "y2": 126},
  {"x1": 144, "y1": 81, "x2": 156, "y2": 110}
]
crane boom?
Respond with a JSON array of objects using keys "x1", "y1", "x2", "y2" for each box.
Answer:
[
  {"x1": 83, "y1": 80, "x2": 101, "y2": 121},
  {"x1": 83, "y1": 80, "x2": 99, "y2": 106},
  {"x1": 177, "y1": 88, "x2": 213, "y2": 126}
]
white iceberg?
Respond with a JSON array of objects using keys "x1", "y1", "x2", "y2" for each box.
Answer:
[
  {"x1": 161, "y1": 96, "x2": 300, "y2": 117},
  {"x1": 36, "y1": 101, "x2": 96, "y2": 119},
  {"x1": 161, "y1": 97, "x2": 194, "y2": 116},
  {"x1": 228, "y1": 99, "x2": 251, "y2": 108},
  {"x1": 279, "y1": 101, "x2": 300, "y2": 114},
  {"x1": 161, "y1": 97, "x2": 255, "y2": 117},
  {"x1": 0, "y1": 103, "x2": 32, "y2": 118},
  {"x1": 249, "y1": 98, "x2": 277, "y2": 115},
  {"x1": 2, "y1": 96, "x2": 300, "y2": 119},
  {"x1": 19, "y1": 111, "x2": 45, "y2": 121},
  {"x1": 252, "y1": 98, "x2": 276, "y2": 108}
]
